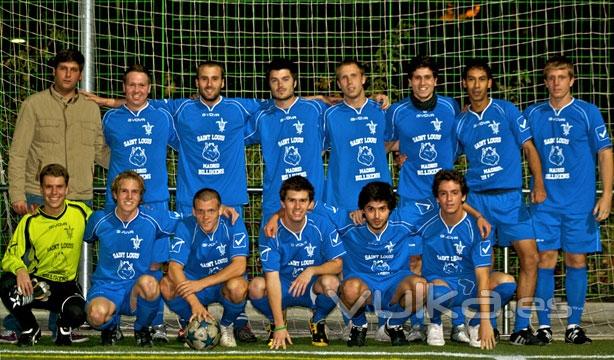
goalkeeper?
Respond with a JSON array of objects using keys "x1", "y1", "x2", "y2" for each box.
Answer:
[{"x1": 0, "y1": 164, "x2": 89, "y2": 346}]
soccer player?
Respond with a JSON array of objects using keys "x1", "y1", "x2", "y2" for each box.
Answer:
[
  {"x1": 454, "y1": 58, "x2": 546, "y2": 345},
  {"x1": 101, "y1": 63, "x2": 180, "y2": 343},
  {"x1": 525, "y1": 55, "x2": 612, "y2": 344},
  {"x1": 248, "y1": 176, "x2": 345, "y2": 349},
  {"x1": 160, "y1": 188, "x2": 250, "y2": 348},
  {"x1": 85, "y1": 171, "x2": 174, "y2": 346},
  {"x1": 419, "y1": 170, "x2": 516, "y2": 350},
  {"x1": 339, "y1": 181, "x2": 431, "y2": 347},
  {"x1": 245, "y1": 58, "x2": 328, "y2": 222},
  {"x1": 323, "y1": 59, "x2": 392, "y2": 209},
  {"x1": 0, "y1": 164, "x2": 88, "y2": 346}
]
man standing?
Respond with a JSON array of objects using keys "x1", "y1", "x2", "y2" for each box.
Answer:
[
  {"x1": 525, "y1": 55, "x2": 612, "y2": 344},
  {"x1": 0, "y1": 164, "x2": 89, "y2": 346},
  {"x1": 323, "y1": 60, "x2": 391, "y2": 209},
  {"x1": 85, "y1": 171, "x2": 174, "y2": 346},
  {"x1": 160, "y1": 188, "x2": 250, "y2": 348},
  {"x1": 249, "y1": 176, "x2": 345, "y2": 349},
  {"x1": 455, "y1": 58, "x2": 546, "y2": 345}
]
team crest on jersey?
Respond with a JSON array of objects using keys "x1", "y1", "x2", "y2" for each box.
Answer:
[
  {"x1": 366, "y1": 120, "x2": 378, "y2": 135},
  {"x1": 431, "y1": 118, "x2": 442, "y2": 132},
  {"x1": 131, "y1": 235, "x2": 143, "y2": 250},
  {"x1": 216, "y1": 244, "x2": 227, "y2": 256},
  {"x1": 561, "y1": 122, "x2": 573, "y2": 136},
  {"x1": 357, "y1": 146, "x2": 374, "y2": 166},
  {"x1": 384, "y1": 241, "x2": 395, "y2": 253},
  {"x1": 283, "y1": 146, "x2": 301, "y2": 166},
  {"x1": 293, "y1": 120, "x2": 304, "y2": 134},
  {"x1": 418, "y1": 142, "x2": 437, "y2": 162},
  {"x1": 480, "y1": 146, "x2": 500, "y2": 166},
  {"x1": 216, "y1": 118, "x2": 227, "y2": 132},
  {"x1": 548, "y1": 146, "x2": 565, "y2": 166},
  {"x1": 454, "y1": 241, "x2": 465, "y2": 255},
  {"x1": 304, "y1": 243, "x2": 316, "y2": 258},
  {"x1": 142, "y1": 122, "x2": 154, "y2": 135},
  {"x1": 202, "y1": 142, "x2": 220, "y2": 162},
  {"x1": 443, "y1": 262, "x2": 459, "y2": 274},
  {"x1": 129, "y1": 147, "x2": 147, "y2": 167},
  {"x1": 595, "y1": 125, "x2": 609, "y2": 141},
  {"x1": 65, "y1": 226, "x2": 74, "y2": 240},
  {"x1": 170, "y1": 238, "x2": 184, "y2": 253},
  {"x1": 370, "y1": 260, "x2": 390, "y2": 274},
  {"x1": 487, "y1": 120, "x2": 500, "y2": 135},
  {"x1": 117, "y1": 260, "x2": 135, "y2": 280}
]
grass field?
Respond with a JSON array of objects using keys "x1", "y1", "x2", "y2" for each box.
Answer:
[{"x1": 2, "y1": 337, "x2": 614, "y2": 360}]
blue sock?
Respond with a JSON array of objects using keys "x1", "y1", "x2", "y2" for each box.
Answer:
[
  {"x1": 165, "y1": 297, "x2": 192, "y2": 322},
  {"x1": 411, "y1": 308, "x2": 424, "y2": 327},
  {"x1": 134, "y1": 296, "x2": 161, "y2": 331},
  {"x1": 313, "y1": 293, "x2": 336, "y2": 323},
  {"x1": 429, "y1": 285, "x2": 453, "y2": 325},
  {"x1": 220, "y1": 297, "x2": 246, "y2": 327},
  {"x1": 493, "y1": 282, "x2": 516, "y2": 330},
  {"x1": 151, "y1": 298, "x2": 165, "y2": 326},
  {"x1": 99, "y1": 315, "x2": 119, "y2": 331},
  {"x1": 386, "y1": 303, "x2": 409, "y2": 327},
  {"x1": 250, "y1": 296, "x2": 273, "y2": 321},
  {"x1": 535, "y1": 268, "x2": 555, "y2": 327},
  {"x1": 565, "y1": 266, "x2": 587, "y2": 326},
  {"x1": 351, "y1": 308, "x2": 368, "y2": 327},
  {"x1": 234, "y1": 311, "x2": 248, "y2": 328},
  {"x1": 451, "y1": 306, "x2": 465, "y2": 327}
]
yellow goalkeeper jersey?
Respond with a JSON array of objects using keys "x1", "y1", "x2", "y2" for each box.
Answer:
[{"x1": 2, "y1": 200, "x2": 91, "y2": 282}]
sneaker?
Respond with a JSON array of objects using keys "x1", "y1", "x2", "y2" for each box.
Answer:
[
  {"x1": 17, "y1": 326, "x2": 41, "y2": 347},
  {"x1": 0, "y1": 330, "x2": 18, "y2": 344},
  {"x1": 536, "y1": 327, "x2": 553, "y2": 344},
  {"x1": 468, "y1": 324, "x2": 480, "y2": 348},
  {"x1": 151, "y1": 324, "x2": 168, "y2": 344},
  {"x1": 493, "y1": 328, "x2": 500, "y2": 344},
  {"x1": 70, "y1": 330, "x2": 90, "y2": 344},
  {"x1": 565, "y1": 325, "x2": 592, "y2": 344},
  {"x1": 510, "y1": 327, "x2": 545, "y2": 346},
  {"x1": 233, "y1": 324, "x2": 257, "y2": 343},
  {"x1": 219, "y1": 324, "x2": 237, "y2": 347},
  {"x1": 341, "y1": 320, "x2": 353, "y2": 341},
  {"x1": 55, "y1": 326, "x2": 72, "y2": 346},
  {"x1": 177, "y1": 327, "x2": 187, "y2": 343},
  {"x1": 135, "y1": 328, "x2": 153, "y2": 347},
  {"x1": 374, "y1": 325, "x2": 390, "y2": 342},
  {"x1": 309, "y1": 320, "x2": 329, "y2": 346},
  {"x1": 426, "y1": 323, "x2": 445, "y2": 346},
  {"x1": 405, "y1": 324, "x2": 426, "y2": 342},
  {"x1": 101, "y1": 327, "x2": 118, "y2": 346},
  {"x1": 385, "y1": 324, "x2": 409, "y2": 346},
  {"x1": 451, "y1": 324, "x2": 470, "y2": 343},
  {"x1": 347, "y1": 325, "x2": 367, "y2": 347}
]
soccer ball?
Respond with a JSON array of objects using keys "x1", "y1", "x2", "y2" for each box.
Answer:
[{"x1": 185, "y1": 318, "x2": 220, "y2": 350}]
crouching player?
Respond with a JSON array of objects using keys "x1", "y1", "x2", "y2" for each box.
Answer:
[
  {"x1": 420, "y1": 170, "x2": 516, "y2": 349},
  {"x1": 85, "y1": 171, "x2": 174, "y2": 346},
  {"x1": 160, "y1": 188, "x2": 249, "y2": 348},
  {"x1": 249, "y1": 176, "x2": 345, "y2": 350}
]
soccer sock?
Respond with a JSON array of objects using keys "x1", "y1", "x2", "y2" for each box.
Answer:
[
  {"x1": 451, "y1": 306, "x2": 465, "y2": 327},
  {"x1": 351, "y1": 307, "x2": 368, "y2": 327},
  {"x1": 313, "y1": 293, "x2": 336, "y2": 323},
  {"x1": 565, "y1": 266, "x2": 587, "y2": 326},
  {"x1": 220, "y1": 297, "x2": 246, "y2": 327},
  {"x1": 249, "y1": 296, "x2": 273, "y2": 322},
  {"x1": 165, "y1": 297, "x2": 192, "y2": 323},
  {"x1": 410, "y1": 308, "x2": 425, "y2": 327},
  {"x1": 386, "y1": 303, "x2": 409, "y2": 327},
  {"x1": 151, "y1": 298, "x2": 165, "y2": 327},
  {"x1": 234, "y1": 311, "x2": 248, "y2": 329},
  {"x1": 429, "y1": 285, "x2": 453, "y2": 325},
  {"x1": 99, "y1": 315, "x2": 119, "y2": 331},
  {"x1": 134, "y1": 296, "x2": 160, "y2": 331},
  {"x1": 535, "y1": 268, "x2": 555, "y2": 327},
  {"x1": 493, "y1": 282, "x2": 516, "y2": 330}
]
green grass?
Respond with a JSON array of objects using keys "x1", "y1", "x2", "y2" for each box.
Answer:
[{"x1": 2, "y1": 337, "x2": 614, "y2": 359}]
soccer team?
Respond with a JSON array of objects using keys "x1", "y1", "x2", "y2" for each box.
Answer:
[{"x1": 0, "y1": 48, "x2": 611, "y2": 351}]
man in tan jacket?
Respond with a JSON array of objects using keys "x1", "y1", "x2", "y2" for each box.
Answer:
[{"x1": 8, "y1": 48, "x2": 107, "y2": 215}]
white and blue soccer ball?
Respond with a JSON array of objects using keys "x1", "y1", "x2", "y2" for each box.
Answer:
[{"x1": 185, "y1": 318, "x2": 220, "y2": 350}]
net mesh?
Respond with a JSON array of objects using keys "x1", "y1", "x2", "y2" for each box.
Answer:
[{"x1": 1, "y1": 0, "x2": 613, "y2": 334}]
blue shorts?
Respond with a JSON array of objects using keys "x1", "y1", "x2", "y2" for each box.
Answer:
[
  {"x1": 166, "y1": 283, "x2": 225, "y2": 321},
  {"x1": 531, "y1": 208, "x2": 601, "y2": 254},
  {"x1": 467, "y1": 190, "x2": 535, "y2": 246},
  {"x1": 280, "y1": 277, "x2": 318, "y2": 310},
  {"x1": 87, "y1": 280, "x2": 138, "y2": 317},
  {"x1": 425, "y1": 274, "x2": 477, "y2": 308},
  {"x1": 344, "y1": 271, "x2": 413, "y2": 312}
]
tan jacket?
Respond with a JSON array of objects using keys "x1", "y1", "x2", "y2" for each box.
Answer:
[{"x1": 8, "y1": 86, "x2": 108, "y2": 203}]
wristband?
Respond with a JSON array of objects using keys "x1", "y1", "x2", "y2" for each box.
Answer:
[{"x1": 274, "y1": 325, "x2": 287, "y2": 332}]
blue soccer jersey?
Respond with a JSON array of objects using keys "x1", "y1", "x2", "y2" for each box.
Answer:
[
  {"x1": 339, "y1": 206, "x2": 428, "y2": 283},
  {"x1": 245, "y1": 97, "x2": 327, "y2": 217},
  {"x1": 385, "y1": 96, "x2": 460, "y2": 202},
  {"x1": 151, "y1": 97, "x2": 260, "y2": 210},
  {"x1": 259, "y1": 213, "x2": 345, "y2": 283},
  {"x1": 323, "y1": 99, "x2": 392, "y2": 209},
  {"x1": 525, "y1": 98, "x2": 612, "y2": 213},
  {"x1": 419, "y1": 212, "x2": 493, "y2": 280},
  {"x1": 102, "y1": 102, "x2": 178, "y2": 206},
  {"x1": 169, "y1": 215, "x2": 248, "y2": 280},
  {"x1": 455, "y1": 98, "x2": 532, "y2": 191},
  {"x1": 84, "y1": 208, "x2": 174, "y2": 283}
]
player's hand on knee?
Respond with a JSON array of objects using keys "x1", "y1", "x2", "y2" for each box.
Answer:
[
  {"x1": 290, "y1": 268, "x2": 313, "y2": 297},
  {"x1": 177, "y1": 280, "x2": 205, "y2": 297}
]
